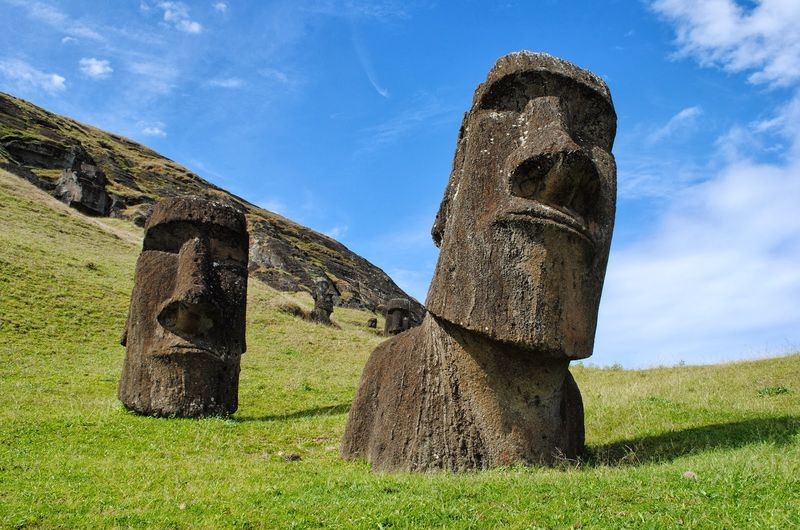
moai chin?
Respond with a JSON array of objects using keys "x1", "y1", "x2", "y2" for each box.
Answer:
[
  {"x1": 383, "y1": 298, "x2": 412, "y2": 336},
  {"x1": 342, "y1": 52, "x2": 616, "y2": 471},
  {"x1": 118, "y1": 196, "x2": 249, "y2": 417}
]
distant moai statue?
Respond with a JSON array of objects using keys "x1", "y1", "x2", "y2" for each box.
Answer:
[
  {"x1": 309, "y1": 274, "x2": 339, "y2": 325},
  {"x1": 383, "y1": 298, "x2": 412, "y2": 336},
  {"x1": 55, "y1": 146, "x2": 112, "y2": 216},
  {"x1": 367, "y1": 317, "x2": 378, "y2": 329},
  {"x1": 342, "y1": 52, "x2": 617, "y2": 471},
  {"x1": 118, "y1": 197, "x2": 249, "y2": 417}
]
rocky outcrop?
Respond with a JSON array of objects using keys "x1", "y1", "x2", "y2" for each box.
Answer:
[{"x1": 0, "y1": 91, "x2": 423, "y2": 315}]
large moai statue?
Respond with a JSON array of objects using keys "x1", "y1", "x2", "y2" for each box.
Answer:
[
  {"x1": 383, "y1": 298, "x2": 412, "y2": 336},
  {"x1": 342, "y1": 52, "x2": 616, "y2": 471},
  {"x1": 118, "y1": 197, "x2": 249, "y2": 417}
]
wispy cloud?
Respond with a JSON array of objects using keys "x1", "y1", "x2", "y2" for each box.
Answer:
[
  {"x1": 352, "y1": 31, "x2": 389, "y2": 98},
  {"x1": 651, "y1": 0, "x2": 800, "y2": 87},
  {"x1": 0, "y1": 58, "x2": 66, "y2": 93},
  {"x1": 3, "y1": 0, "x2": 104, "y2": 41},
  {"x1": 129, "y1": 61, "x2": 178, "y2": 95},
  {"x1": 213, "y1": 2, "x2": 228, "y2": 13},
  {"x1": 324, "y1": 225, "x2": 349, "y2": 239},
  {"x1": 357, "y1": 101, "x2": 455, "y2": 154},
  {"x1": 157, "y1": 1, "x2": 203, "y2": 34},
  {"x1": 79, "y1": 58, "x2": 113, "y2": 80},
  {"x1": 648, "y1": 105, "x2": 703, "y2": 143},
  {"x1": 208, "y1": 77, "x2": 244, "y2": 89}
]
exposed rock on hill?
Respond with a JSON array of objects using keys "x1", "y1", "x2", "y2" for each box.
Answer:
[{"x1": 0, "y1": 92, "x2": 424, "y2": 319}]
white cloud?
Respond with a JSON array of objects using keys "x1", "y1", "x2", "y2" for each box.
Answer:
[
  {"x1": 213, "y1": 2, "x2": 228, "y2": 13},
  {"x1": 652, "y1": 0, "x2": 800, "y2": 87},
  {"x1": 595, "y1": 2, "x2": 800, "y2": 366},
  {"x1": 79, "y1": 58, "x2": 113, "y2": 79},
  {"x1": 61, "y1": 36, "x2": 77, "y2": 45},
  {"x1": 157, "y1": 1, "x2": 203, "y2": 34},
  {"x1": 208, "y1": 77, "x2": 244, "y2": 88},
  {"x1": 597, "y1": 148, "x2": 800, "y2": 366},
  {"x1": 648, "y1": 105, "x2": 703, "y2": 143},
  {"x1": 0, "y1": 58, "x2": 66, "y2": 93},
  {"x1": 141, "y1": 124, "x2": 167, "y2": 137}
]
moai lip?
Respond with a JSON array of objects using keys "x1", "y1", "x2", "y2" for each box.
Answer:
[
  {"x1": 342, "y1": 52, "x2": 616, "y2": 471},
  {"x1": 118, "y1": 196, "x2": 249, "y2": 418}
]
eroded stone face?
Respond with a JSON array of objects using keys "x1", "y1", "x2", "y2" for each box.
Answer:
[
  {"x1": 118, "y1": 196, "x2": 249, "y2": 417},
  {"x1": 309, "y1": 275, "x2": 337, "y2": 325},
  {"x1": 427, "y1": 52, "x2": 617, "y2": 359},
  {"x1": 384, "y1": 298, "x2": 412, "y2": 335}
]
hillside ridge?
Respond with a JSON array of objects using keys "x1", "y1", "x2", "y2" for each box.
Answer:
[{"x1": 0, "y1": 91, "x2": 424, "y2": 320}]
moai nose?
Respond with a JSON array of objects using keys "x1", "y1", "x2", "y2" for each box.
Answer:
[
  {"x1": 157, "y1": 237, "x2": 220, "y2": 337},
  {"x1": 507, "y1": 97, "x2": 599, "y2": 222}
]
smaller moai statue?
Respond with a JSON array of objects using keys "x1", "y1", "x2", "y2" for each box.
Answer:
[
  {"x1": 309, "y1": 274, "x2": 339, "y2": 325},
  {"x1": 367, "y1": 317, "x2": 378, "y2": 328},
  {"x1": 383, "y1": 298, "x2": 412, "y2": 336},
  {"x1": 55, "y1": 146, "x2": 112, "y2": 216},
  {"x1": 118, "y1": 196, "x2": 249, "y2": 417}
]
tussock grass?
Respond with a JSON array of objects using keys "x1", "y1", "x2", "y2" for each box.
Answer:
[{"x1": 1, "y1": 168, "x2": 799, "y2": 529}]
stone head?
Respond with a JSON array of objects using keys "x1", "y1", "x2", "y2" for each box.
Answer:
[
  {"x1": 122, "y1": 196, "x2": 249, "y2": 362},
  {"x1": 384, "y1": 298, "x2": 412, "y2": 336},
  {"x1": 426, "y1": 52, "x2": 617, "y2": 359}
]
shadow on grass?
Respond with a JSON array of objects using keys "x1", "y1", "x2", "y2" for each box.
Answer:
[
  {"x1": 236, "y1": 403, "x2": 351, "y2": 422},
  {"x1": 585, "y1": 415, "x2": 800, "y2": 466}
]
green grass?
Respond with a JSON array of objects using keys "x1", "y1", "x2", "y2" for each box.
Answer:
[{"x1": 1, "y1": 167, "x2": 799, "y2": 529}]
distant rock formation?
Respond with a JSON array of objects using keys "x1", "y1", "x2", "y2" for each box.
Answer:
[{"x1": 342, "y1": 52, "x2": 617, "y2": 471}]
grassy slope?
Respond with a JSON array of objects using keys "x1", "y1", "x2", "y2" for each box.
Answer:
[{"x1": 0, "y1": 167, "x2": 798, "y2": 529}]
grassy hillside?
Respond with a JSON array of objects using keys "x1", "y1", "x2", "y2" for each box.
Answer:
[{"x1": 0, "y1": 167, "x2": 798, "y2": 529}]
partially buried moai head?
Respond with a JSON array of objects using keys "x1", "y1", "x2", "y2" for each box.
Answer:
[
  {"x1": 384, "y1": 298, "x2": 412, "y2": 336},
  {"x1": 427, "y1": 52, "x2": 617, "y2": 359},
  {"x1": 118, "y1": 196, "x2": 249, "y2": 417}
]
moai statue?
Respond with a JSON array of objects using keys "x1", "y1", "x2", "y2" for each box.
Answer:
[
  {"x1": 55, "y1": 146, "x2": 112, "y2": 216},
  {"x1": 342, "y1": 52, "x2": 616, "y2": 471},
  {"x1": 383, "y1": 298, "x2": 412, "y2": 336},
  {"x1": 367, "y1": 317, "x2": 378, "y2": 329},
  {"x1": 118, "y1": 196, "x2": 249, "y2": 417},
  {"x1": 309, "y1": 274, "x2": 339, "y2": 325}
]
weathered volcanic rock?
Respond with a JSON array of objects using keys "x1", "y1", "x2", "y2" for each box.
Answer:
[
  {"x1": 55, "y1": 147, "x2": 112, "y2": 216},
  {"x1": 342, "y1": 51, "x2": 617, "y2": 471},
  {"x1": 118, "y1": 196, "x2": 249, "y2": 417}
]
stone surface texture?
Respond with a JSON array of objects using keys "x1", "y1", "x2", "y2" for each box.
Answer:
[
  {"x1": 342, "y1": 51, "x2": 616, "y2": 471},
  {"x1": 118, "y1": 196, "x2": 249, "y2": 417}
]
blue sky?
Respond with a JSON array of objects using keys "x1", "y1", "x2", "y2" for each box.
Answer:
[{"x1": 1, "y1": 0, "x2": 799, "y2": 367}]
